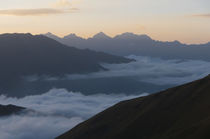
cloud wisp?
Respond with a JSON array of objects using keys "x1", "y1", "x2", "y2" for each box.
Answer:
[
  {"x1": 0, "y1": 8, "x2": 78, "y2": 16},
  {"x1": 192, "y1": 13, "x2": 210, "y2": 18},
  {"x1": 0, "y1": 89, "x2": 146, "y2": 139},
  {"x1": 0, "y1": 0, "x2": 79, "y2": 16}
]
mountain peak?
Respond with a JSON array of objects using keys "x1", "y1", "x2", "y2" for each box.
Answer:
[
  {"x1": 92, "y1": 32, "x2": 111, "y2": 39},
  {"x1": 64, "y1": 33, "x2": 78, "y2": 38},
  {"x1": 44, "y1": 32, "x2": 60, "y2": 40},
  {"x1": 172, "y1": 40, "x2": 181, "y2": 45},
  {"x1": 63, "y1": 33, "x2": 84, "y2": 40},
  {"x1": 45, "y1": 32, "x2": 54, "y2": 36},
  {"x1": 114, "y1": 32, "x2": 151, "y2": 40}
]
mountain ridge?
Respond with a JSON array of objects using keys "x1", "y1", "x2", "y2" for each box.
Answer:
[
  {"x1": 44, "y1": 32, "x2": 210, "y2": 61},
  {"x1": 44, "y1": 32, "x2": 209, "y2": 45},
  {"x1": 0, "y1": 33, "x2": 133, "y2": 96}
]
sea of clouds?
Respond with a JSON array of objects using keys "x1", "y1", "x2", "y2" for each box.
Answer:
[
  {"x1": 25, "y1": 55, "x2": 210, "y2": 86},
  {"x1": 2, "y1": 55, "x2": 210, "y2": 139},
  {"x1": 65, "y1": 55, "x2": 210, "y2": 85},
  {"x1": 0, "y1": 89, "x2": 147, "y2": 139}
]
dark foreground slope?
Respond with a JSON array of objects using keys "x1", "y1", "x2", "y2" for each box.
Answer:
[
  {"x1": 0, "y1": 33, "x2": 132, "y2": 90},
  {"x1": 57, "y1": 75, "x2": 210, "y2": 139},
  {"x1": 0, "y1": 104, "x2": 25, "y2": 116}
]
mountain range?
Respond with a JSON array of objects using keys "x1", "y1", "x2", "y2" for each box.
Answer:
[
  {"x1": 57, "y1": 75, "x2": 210, "y2": 139},
  {"x1": 45, "y1": 32, "x2": 210, "y2": 61},
  {"x1": 0, "y1": 33, "x2": 132, "y2": 93}
]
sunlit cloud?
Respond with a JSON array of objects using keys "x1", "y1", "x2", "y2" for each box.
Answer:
[{"x1": 0, "y1": 8, "x2": 78, "y2": 16}]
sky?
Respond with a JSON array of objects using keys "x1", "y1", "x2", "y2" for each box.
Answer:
[{"x1": 0, "y1": 0, "x2": 209, "y2": 44}]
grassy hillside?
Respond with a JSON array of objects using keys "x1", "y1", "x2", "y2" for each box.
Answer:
[{"x1": 57, "y1": 75, "x2": 210, "y2": 139}]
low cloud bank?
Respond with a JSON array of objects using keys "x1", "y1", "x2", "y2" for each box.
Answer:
[
  {"x1": 65, "y1": 55, "x2": 210, "y2": 85},
  {"x1": 0, "y1": 89, "x2": 146, "y2": 139},
  {"x1": 193, "y1": 13, "x2": 210, "y2": 18},
  {"x1": 25, "y1": 55, "x2": 210, "y2": 86}
]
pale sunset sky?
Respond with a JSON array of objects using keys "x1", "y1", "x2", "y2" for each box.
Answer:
[{"x1": 0, "y1": 0, "x2": 209, "y2": 44}]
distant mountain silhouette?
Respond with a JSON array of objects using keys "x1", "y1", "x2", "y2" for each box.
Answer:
[
  {"x1": 45, "y1": 32, "x2": 210, "y2": 61},
  {"x1": 57, "y1": 75, "x2": 210, "y2": 139},
  {"x1": 0, "y1": 104, "x2": 25, "y2": 116},
  {"x1": 0, "y1": 33, "x2": 133, "y2": 90},
  {"x1": 92, "y1": 32, "x2": 112, "y2": 40},
  {"x1": 45, "y1": 32, "x2": 62, "y2": 42}
]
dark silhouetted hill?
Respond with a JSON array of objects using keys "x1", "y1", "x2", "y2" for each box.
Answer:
[
  {"x1": 0, "y1": 104, "x2": 25, "y2": 116},
  {"x1": 57, "y1": 75, "x2": 210, "y2": 139},
  {"x1": 45, "y1": 32, "x2": 210, "y2": 61},
  {"x1": 0, "y1": 33, "x2": 133, "y2": 89}
]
